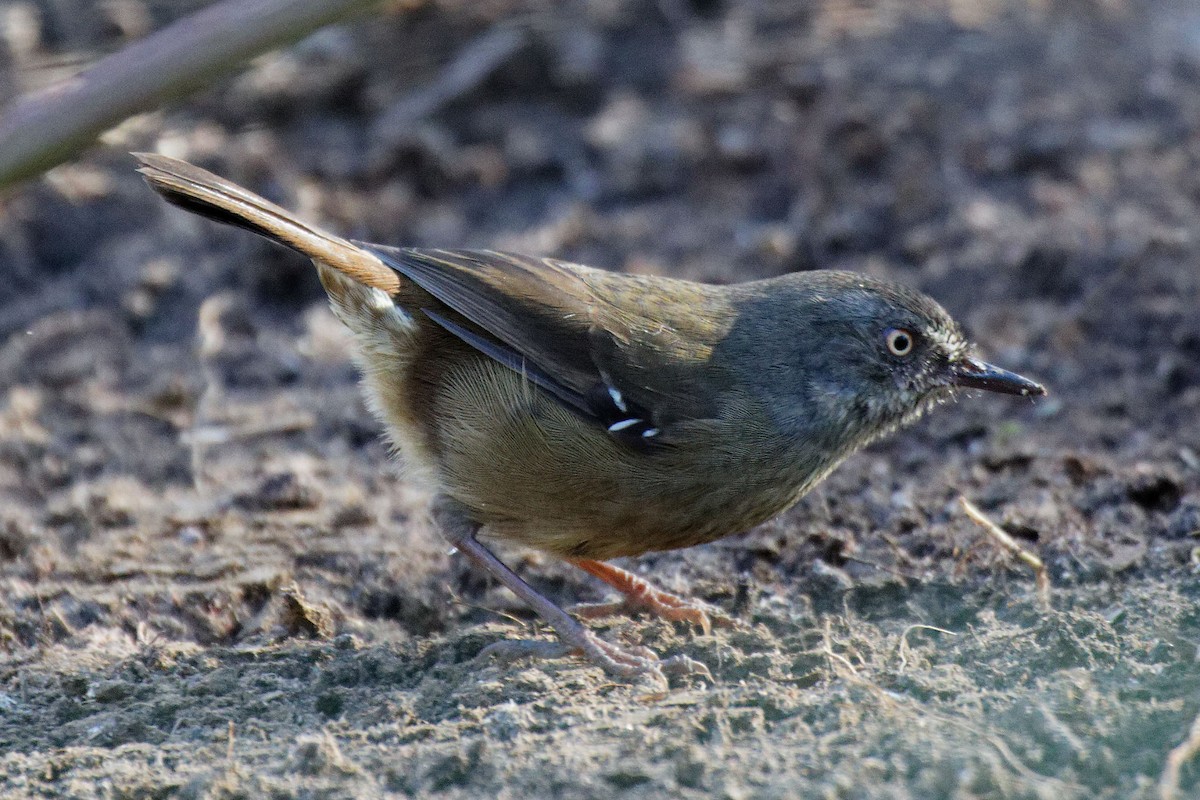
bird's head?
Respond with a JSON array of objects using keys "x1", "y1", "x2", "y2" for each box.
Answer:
[{"x1": 741, "y1": 272, "x2": 1046, "y2": 446}]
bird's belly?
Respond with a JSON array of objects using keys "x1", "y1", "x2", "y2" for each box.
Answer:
[{"x1": 430, "y1": 364, "x2": 817, "y2": 560}]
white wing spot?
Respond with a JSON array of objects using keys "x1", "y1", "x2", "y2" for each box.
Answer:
[
  {"x1": 641, "y1": 428, "x2": 660, "y2": 438},
  {"x1": 607, "y1": 418, "x2": 641, "y2": 433},
  {"x1": 366, "y1": 287, "x2": 397, "y2": 311},
  {"x1": 608, "y1": 386, "x2": 628, "y2": 412}
]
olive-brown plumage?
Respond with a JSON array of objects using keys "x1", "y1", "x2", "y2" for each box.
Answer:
[{"x1": 137, "y1": 153, "x2": 1045, "y2": 682}]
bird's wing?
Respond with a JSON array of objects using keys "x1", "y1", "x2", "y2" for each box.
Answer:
[{"x1": 357, "y1": 245, "x2": 732, "y2": 449}]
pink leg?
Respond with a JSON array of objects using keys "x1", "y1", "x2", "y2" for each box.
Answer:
[{"x1": 570, "y1": 559, "x2": 735, "y2": 636}]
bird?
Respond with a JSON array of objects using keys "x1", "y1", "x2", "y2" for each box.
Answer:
[{"x1": 136, "y1": 153, "x2": 1046, "y2": 683}]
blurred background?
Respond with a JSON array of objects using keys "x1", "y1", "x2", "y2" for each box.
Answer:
[{"x1": 1, "y1": 1, "x2": 1199, "y2": 797}]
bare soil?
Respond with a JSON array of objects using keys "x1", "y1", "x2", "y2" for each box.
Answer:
[{"x1": 2, "y1": 1, "x2": 1200, "y2": 797}]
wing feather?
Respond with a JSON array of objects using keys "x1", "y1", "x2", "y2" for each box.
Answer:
[{"x1": 361, "y1": 245, "x2": 736, "y2": 446}]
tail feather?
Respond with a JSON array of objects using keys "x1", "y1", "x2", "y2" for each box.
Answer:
[{"x1": 134, "y1": 153, "x2": 401, "y2": 295}]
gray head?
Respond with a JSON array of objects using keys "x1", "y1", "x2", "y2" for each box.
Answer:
[{"x1": 733, "y1": 271, "x2": 1045, "y2": 447}]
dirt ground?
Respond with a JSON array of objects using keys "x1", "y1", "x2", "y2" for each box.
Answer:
[{"x1": 2, "y1": 0, "x2": 1200, "y2": 797}]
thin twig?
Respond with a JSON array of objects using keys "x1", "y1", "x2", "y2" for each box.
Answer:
[
  {"x1": 896, "y1": 624, "x2": 956, "y2": 673},
  {"x1": 959, "y1": 495, "x2": 1050, "y2": 606},
  {"x1": 821, "y1": 619, "x2": 865, "y2": 682},
  {"x1": 444, "y1": 585, "x2": 529, "y2": 629},
  {"x1": 191, "y1": 293, "x2": 229, "y2": 493},
  {"x1": 180, "y1": 414, "x2": 317, "y2": 447},
  {"x1": 1160, "y1": 709, "x2": 1200, "y2": 800}
]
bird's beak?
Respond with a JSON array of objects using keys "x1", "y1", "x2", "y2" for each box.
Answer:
[{"x1": 950, "y1": 357, "x2": 1046, "y2": 397}]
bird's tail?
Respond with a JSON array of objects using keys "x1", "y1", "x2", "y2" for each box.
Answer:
[{"x1": 135, "y1": 153, "x2": 401, "y2": 295}]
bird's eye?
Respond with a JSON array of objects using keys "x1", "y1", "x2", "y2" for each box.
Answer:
[{"x1": 885, "y1": 328, "x2": 915, "y2": 357}]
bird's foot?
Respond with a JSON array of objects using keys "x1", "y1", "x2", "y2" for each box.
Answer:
[
  {"x1": 570, "y1": 559, "x2": 737, "y2": 636},
  {"x1": 478, "y1": 630, "x2": 712, "y2": 685},
  {"x1": 430, "y1": 500, "x2": 713, "y2": 683}
]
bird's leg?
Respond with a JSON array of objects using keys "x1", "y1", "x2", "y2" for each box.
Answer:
[
  {"x1": 569, "y1": 559, "x2": 736, "y2": 636},
  {"x1": 431, "y1": 497, "x2": 710, "y2": 683}
]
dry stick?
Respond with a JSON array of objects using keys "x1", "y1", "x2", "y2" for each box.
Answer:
[
  {"x1": 896, "y1": 623, "x2": 956, "y2": 673},
  {"x1": 0, "y1": 0, "x2": 384, "y2": 189},
  {"x1": 1160, "y1": 710, "x2": 1200, "y2": 800},
  {"x1": 959, "y1": 495, "x2": 1050, "y2": 606},
  {"x1": 181, "y1": 414, "x2": 317, "y2": 447}
]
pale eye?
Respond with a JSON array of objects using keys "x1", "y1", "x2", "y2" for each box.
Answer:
[{"x1": 885, "y1": 328, "x2": 915, "y2": 356}]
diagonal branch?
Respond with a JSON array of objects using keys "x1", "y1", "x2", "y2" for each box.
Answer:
[{"x1": 0, "y1": 0, "x2": 384, "y2": 190}]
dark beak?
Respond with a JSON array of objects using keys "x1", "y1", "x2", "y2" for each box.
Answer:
[{"x1": 951, "y1": 357, "x2": 1046, "y2": 397}]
